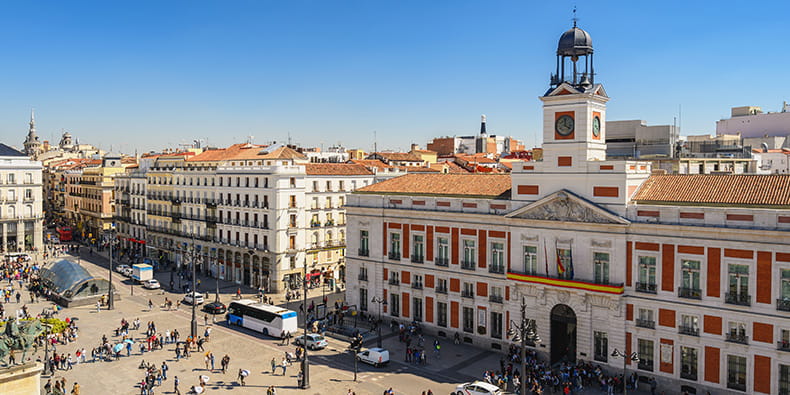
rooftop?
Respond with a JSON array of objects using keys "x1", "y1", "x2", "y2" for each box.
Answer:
[
  {"x1": 304, "y1": 163, "x2": 373, "y2": 176},
  {"x1": 355, "y1": 173, "x2": 511, "y2": 199},
  {"x1": 632, "y1": 174, "x2": 790, "y2": 208}
]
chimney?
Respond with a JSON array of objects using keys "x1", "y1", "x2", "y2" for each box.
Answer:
[
  {"x1": 410, "y1": 143, "x2": 419, "y2": 152},
  {"x1": 480, "y1": 114, "x2": 487, "y2": 136}
]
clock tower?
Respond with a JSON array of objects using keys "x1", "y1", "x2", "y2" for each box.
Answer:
[{"x1": 539, "y1": 23, "x2": 608, "y2": 169}]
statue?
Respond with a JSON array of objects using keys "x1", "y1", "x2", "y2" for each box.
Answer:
[{"x1": 0, "y1": 318, "x2": 44, "y2": 367}]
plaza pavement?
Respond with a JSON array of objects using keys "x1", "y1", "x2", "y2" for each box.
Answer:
[{"x1": 25, "y1": 249, "x2": 654, "y2": 395}]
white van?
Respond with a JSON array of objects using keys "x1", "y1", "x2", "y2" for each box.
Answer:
[
  {"x1": 356, "y1": 347, "x2": 390, "y2": 367},
  {"x1": 183, "y1": 292, "x2": 204, "y2": 305}
]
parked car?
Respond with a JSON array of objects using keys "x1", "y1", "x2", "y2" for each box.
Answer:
[
  {"x1": 115, "y1": 264, "x2": 131, "y2": 274},
  {"x1": 293, "y1": 333, "x2": 328, "y2": 350},
  {"x1": 454, "y1": 381, "x2": 503, "y2": 395},
  {"x1": 356, "y1": 347, "x2": 389, "y2": 367},
  {"x1": 203, "y1": 301, "x2": 226, "y2": 314},
  {"x1": 183, "y1": 292, "x2": 204, "y2": 305},
  {"x1": 121, "y1": 267, "x2": 133, "y2": 277},
  {"x1": 142, "y1": 279, "x2": 161, "y2": 289}
]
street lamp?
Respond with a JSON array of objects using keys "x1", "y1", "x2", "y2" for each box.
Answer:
[
  {"x1": 507, "y1": 296, "x2": 541, "y2": 395},
  {"x1": 212, "y1": 248, "x2": 219, "y2": 303},
  {"x1": 104, "y1": 228, "x2": 116, "y2": 310},
  {"x1": 371, "y1": 296, "x2": 387, "y2": 348},
  {"x1": 611, "y1": 348, "x2": 640, "y2": 395},
  {"x1": 300, "y1": 263, "x2": 310, "y2": 389}
]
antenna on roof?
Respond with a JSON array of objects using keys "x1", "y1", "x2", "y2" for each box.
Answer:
[
  {"x1": 374, "y1": 130, "x2": 378, "y2": 153},
  {"x1": 572, "y1": 5, "x2": 578, "y2": 27}
]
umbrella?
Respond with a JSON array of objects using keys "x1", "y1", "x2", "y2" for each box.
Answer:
[
  {"x1": 112, "y1": 343, "x2": 124, "y2": 353},
  {"x1": 124, "y1": 339, "x2": 134, "y2": 344},
  {"x1": 240, "y1": 369, "x2": 249, "y2": 377},
  {"x1": 200, "y1": 375, "x2": 210, "y2": 383}
]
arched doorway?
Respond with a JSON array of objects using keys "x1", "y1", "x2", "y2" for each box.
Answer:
[{"x1": 550, "y1": 304, "x2": 577, "y2": 365}]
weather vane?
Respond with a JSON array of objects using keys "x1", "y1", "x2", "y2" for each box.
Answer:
[{"x1": 572, "y1": 6, "x2": 578, "y2": 27}]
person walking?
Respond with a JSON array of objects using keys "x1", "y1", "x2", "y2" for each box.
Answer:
[
  {"x1": 70, "y1": 382, "x2": 80, "y2": 395},
  {"x1": 238, "y1": 368, "x2": 248, "y2": 386},
  {"x1": 173, "y1": 376, "x2": 181, "y2": 395},
  {"x1": 281, "y1": 357, "x2": 288, "y2": 376},
  {"x1": 270, "y1": 356, "x2": 277, "y2": 374},
  {"x1": 96, "y1": 301, "x2": 101, "y2": 313},
  {"x1": 209, "y1": 352, "x2": 215, "y2": 371},
  {"x1": 267, "y1": 386, "x2": 277, "y2": 395},
  {"x1": 161, "y1": 361, "x2": 168, "y2": 380},
  {"x1": 148, "y1": 299, "x2": 153, "y2": 311}
]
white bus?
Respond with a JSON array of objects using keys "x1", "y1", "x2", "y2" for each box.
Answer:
[{"x1": 226, "y1": 299, "x2": 298, "y2": 338}]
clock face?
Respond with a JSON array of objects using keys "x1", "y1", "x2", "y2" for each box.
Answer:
[
  {"x1": 592, "y1": 116, "x2": 601, "y2": 137},
  {"x1": 555, "y1": 115, "x2": 575, "y2": 136}
]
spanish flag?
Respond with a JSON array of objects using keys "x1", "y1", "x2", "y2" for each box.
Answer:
[{"x1": 556, "y1": 241, "x2": 565, "y2": 275}]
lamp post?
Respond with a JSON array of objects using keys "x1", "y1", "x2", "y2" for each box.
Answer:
[
  {"x1": 42, "y1": 322, "x2": 52, "y2": 375},
  {"x1": 212, "y1": 248, "x2": 219, "y2": 303},
  {"x1": 185, "y1": 240, "x2": 198, "y2": 338},
  {"x1": 371, "y1": 296, "x2": 387, "y2": 348},
  {"x1": 611, "y1": 348, "x2": 640, "y2": 395},
  {"x1": 507, "y1": 296, "x2": 541, "y2": 395},
  {"x1": 104, "y1": 227, "x2": 116, "y2": 310},
  {"x1": 300, "y1": 263, "x2": 310, "y2": 389}
]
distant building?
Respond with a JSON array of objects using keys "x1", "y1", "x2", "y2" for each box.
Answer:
[
  {"x1": 682, "y1": 134, "x2": 750, "y2": 158},
  {"x1": 605, "y1": 120, "x2": 679, "y2": 159},
  {"x1": 427, "y1": 115, "x2": 525, "y2": 156},
  {"x1": 716, "y1": 103, "x2": 790, "y2": 140},
  {"x1": 0, "y1": 143, "x2": 43, "y2": 252}
]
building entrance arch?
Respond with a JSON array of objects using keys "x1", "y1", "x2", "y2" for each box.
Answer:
[{"x1": 550, "y1": 304, "x2": 577, "y2": 365}]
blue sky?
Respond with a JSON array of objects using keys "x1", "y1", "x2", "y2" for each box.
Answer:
[{"x1": 1, "y1": 1, "x2": 788, "y2": 154}]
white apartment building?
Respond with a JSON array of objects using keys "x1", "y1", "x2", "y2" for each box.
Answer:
[{"x1": 0, "y1": 143, "x2": 43, "y2": 252}]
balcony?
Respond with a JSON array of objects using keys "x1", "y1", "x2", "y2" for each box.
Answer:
[
  {"x1": 411, "y1": 254, "x2": 424, "y2": 264},
  {"x1": 489, "y1": 295, "x2": 503, "y2": 304},
  {"x1": 461, "y1": 290, "x2": 474, "y2": 298},
  {"x1": 357, "y1": 274, "x2": 368, "y2": 282},
  {"x1": 777, "y1": 298, "x2": 790, "y2": 312},
  {"x1": 488, "y1": 265, "x2": 505, "y2": 274},
  {"x1": 725, "y1": 292, "x2": 751, "y2": 306},
  {"x1": 725, "y1": 333, "x2": 749, "y2": 344},
  {"x1": 636, "y1": 318, "x2": 655, "y2": 329},
  {"x1": 411, "y1": 283, "x2": 423, "y2": 290},
  {"x1": 358, "y1": 248, "x2": 369, "y2": 257},
  {"x1": 680, "y1": 370, "x2": 697, "y2": 381},
  {"x1": 635, "y1": 282, "x2": 657, "y2": 294},
  {"x1": 435, "y1": 257, "x2": 449, "y2": 267},
  {"x1": 388, "y1": 279, "x2": 400, "y2": 286},
  {"x1": 461, "y1": 260, "x2": 476, "y2": 270},
  {"x1": 778, "y1": 341, "x2": 790, "y2": 352},
  {"x1": 388, "y1": 251, "x2": 401, "y2": 260},
  {"x1": 637, "y1": 361, "x2": 653, "y2": 372},
  {"x1": 678, "y1": 287, "x2": 702, "y2": 300},
  {"x1": 678, "y1": 325, "x2": 699, "y2": 336},
  {"x1": 435, "y1": 287, "x2": 448, "y2": 294}
]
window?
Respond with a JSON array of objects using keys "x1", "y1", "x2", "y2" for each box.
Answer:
[
  {"x1": 490, "y1": 242, "x2": 505, "y2": 273},
  {"x1": 679, "y1": 314, "x2": 699, "y2": 336},
  {"x1": 360, "y1": 288, "x2": 368, "y2": 311},
  {"x1": 436, "y1": 278, "x2": 448, "y2": 293},
  {"x1": 389, "y1": 271, "x2": 400, "y2": 285},
  {"x1": 412, "y1": 235, "x2": 424, "y2": 263},
  {"x1": 436, "y1": 237, "x2": 449, "y2": 266},
  {"x1": 7, "y1": 173, "x2": 14, "y2": 184},
  {"x1": 680, "y1": 260, "x2": 701, "y2": 298},
  {"x1": 390, "y1": 293, "x2": 400, "y2": 317},
  {"x1": 637, "y1": 308, "x2": 655, "y2": 329},
  {"x1": 359, "y1": 230, "x2": 369, "y2": 256},
  {"x1": 781, "y1": 329, "x2": 790, "y2": 351},
  {"x1": 637, "y1": 256, "x2": 657, "y2": 293},
  {"x1": 437, "y1": 302, "x2": 448, "y2": 327},
  {"x1": 490, "y1": 287, "x2": 503, "y2": 303},
  {"x1": 594, "y1": 331, "x2": 608, "y2": 362},
  {"x1": 325, "y1": 197, "x2": 331, "y2": 208},
  {"x1": 780, "y1": 364, "x2": 790, "y2": 395},
  {"x1": 593, "y1": 252, "x2": 610, "y2": 284},
  {"x1": 462, "y1": 240, "x2": 476, "y2": 269},
  {"x1": 523, "y1": 246, "x2": 538, "y2": 274},
  {"x1": 24, "y1": 189, "x2": 32, "y2": 200},
  {"x1": 358, "y1": 267, "x2": 368, "y2": 282},
  {"x1": 413, "y1": 298, "x2": 423, "y2": 322},
  {"x1": 462, "y1": 282, "x2": 474, "y2": 298},
  {"x1": 680, "y1": 346, "x2": 698, "y2": 381},
  {"x1": 462, "y1": 307, "x2": 474, "y2": 333},
  {"x1": 289, "y1": 177, "x2": 296, "y2": 188},
  {"x1": 727, "y1": 321, "x2": 748, "y2": 344},
  {"x1": 339, "y1": 181, "x2": 345, "y2": 190},
  {"x1": 557, "y1": 248, "x2": 571, "y2": 279},
  {"x1": 289, "y1": 195, "x2": 296, "y2": 208},
  {"x1": 289, "y1": 215, "x2": 297, "y2": 228},
  {"x1": 727, "y1": 355, "x2": 747, "y2": 391},
  {"x1": 780, "y1": 269, "x2": 790, "y2": 311},
  {"x1": 24, "y1": 173, "x2": 32, "y2": 184},
  {"x1": 490, "y1": 312, "x2": 503, "y2": 339},
  {"x1": 312, "y1": 181, "x2": 319, "y2": 191},
  {"x1": 727, "y1": 264, "x2": 750, "y2": 305},
  {"x1": 637, "y1": 339, "x2": 654, "y2": 371},
  {"x1": 389, "y1": 233, "x2": 401, "y2": 259}
]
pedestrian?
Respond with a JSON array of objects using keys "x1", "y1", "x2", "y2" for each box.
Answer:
[
  {"x1": 173, "y1": 376, "x2": 181, "y2": 395},
  {"x1": 281, "y1": 357, "x2": 288, "y2": 376},
  {"x1": 148, "y1": 299, "x2": 153, "y2": 311},
  {"x1": 267, "y1": 386, "x2": 277, "y2": 395},
  {"x1": 270, "y1": 356, "x2": 276, "y2": 374},
  {"x1": 650, "y1": 377, "x2": 657, "y2": 395},
  {"x1": 70, "y1": 382, "x2": 80, "y2": 395},
  {"x1": 204, "y1": 353, "x2": 210, "y2": 370},
  {"x1": 161, "y1": 361, "x2": 168, "y2": 380},
  {"x1": 96, "y1": 301, "x2": 101, "y2": 313},
  {"x1": 238, "y1": 368, "x2": 248, "y2": 386}
]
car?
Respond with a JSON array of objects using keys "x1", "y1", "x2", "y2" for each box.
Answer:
[
  {"x1": 142, "y1": 279, "x2": 161, "y2": 289},
  {"x1": 356, "y1": 347, "x2": 389, "y2": 367},
  {"x1": 121, "y1": 267, "x2": 133, "y2": 277},
  {"x1": 293, "y1": 333, "x2": 328, "y2": 350},
  {"x1": 454, "y1": 381, "x2": 504, "y2": 395},
  {"x1": 183, "y1": 292, "x2": 204, "y2": 305},
  {"x1": 115, "y1": 264, "x2": 131, "y2": 274},
  {"x1": 203, "y1": 301, "x2": 226, "y2": 314}
]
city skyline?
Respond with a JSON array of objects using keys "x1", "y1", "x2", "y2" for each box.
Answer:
[{"x1": 1, "y1": 1, "x2": 789, "y2": 154}]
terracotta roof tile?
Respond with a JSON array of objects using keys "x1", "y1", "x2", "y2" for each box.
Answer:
[
  {"x1": 305, "y1": 163, "x2": 373, "y2": 176},
  {"x1": 350, "y1": 159, "x2": 393, "y2": 169},
  {"x1": 632, "y1": 174, "x2": 790, "y2": 207},
  {"x1": 373, "y1": 152, "x2": 423, "y2": 162},
  {"x1": 356, "y1": 173, "x2": 511, "y2": 198}
]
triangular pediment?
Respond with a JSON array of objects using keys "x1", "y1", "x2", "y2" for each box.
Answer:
[
  {"x1": 505, "y1": 190, "x2": 629, "y2": 224},
  {"x1": 545, "y1": 82, "x2": 582, "y2": 97}
]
